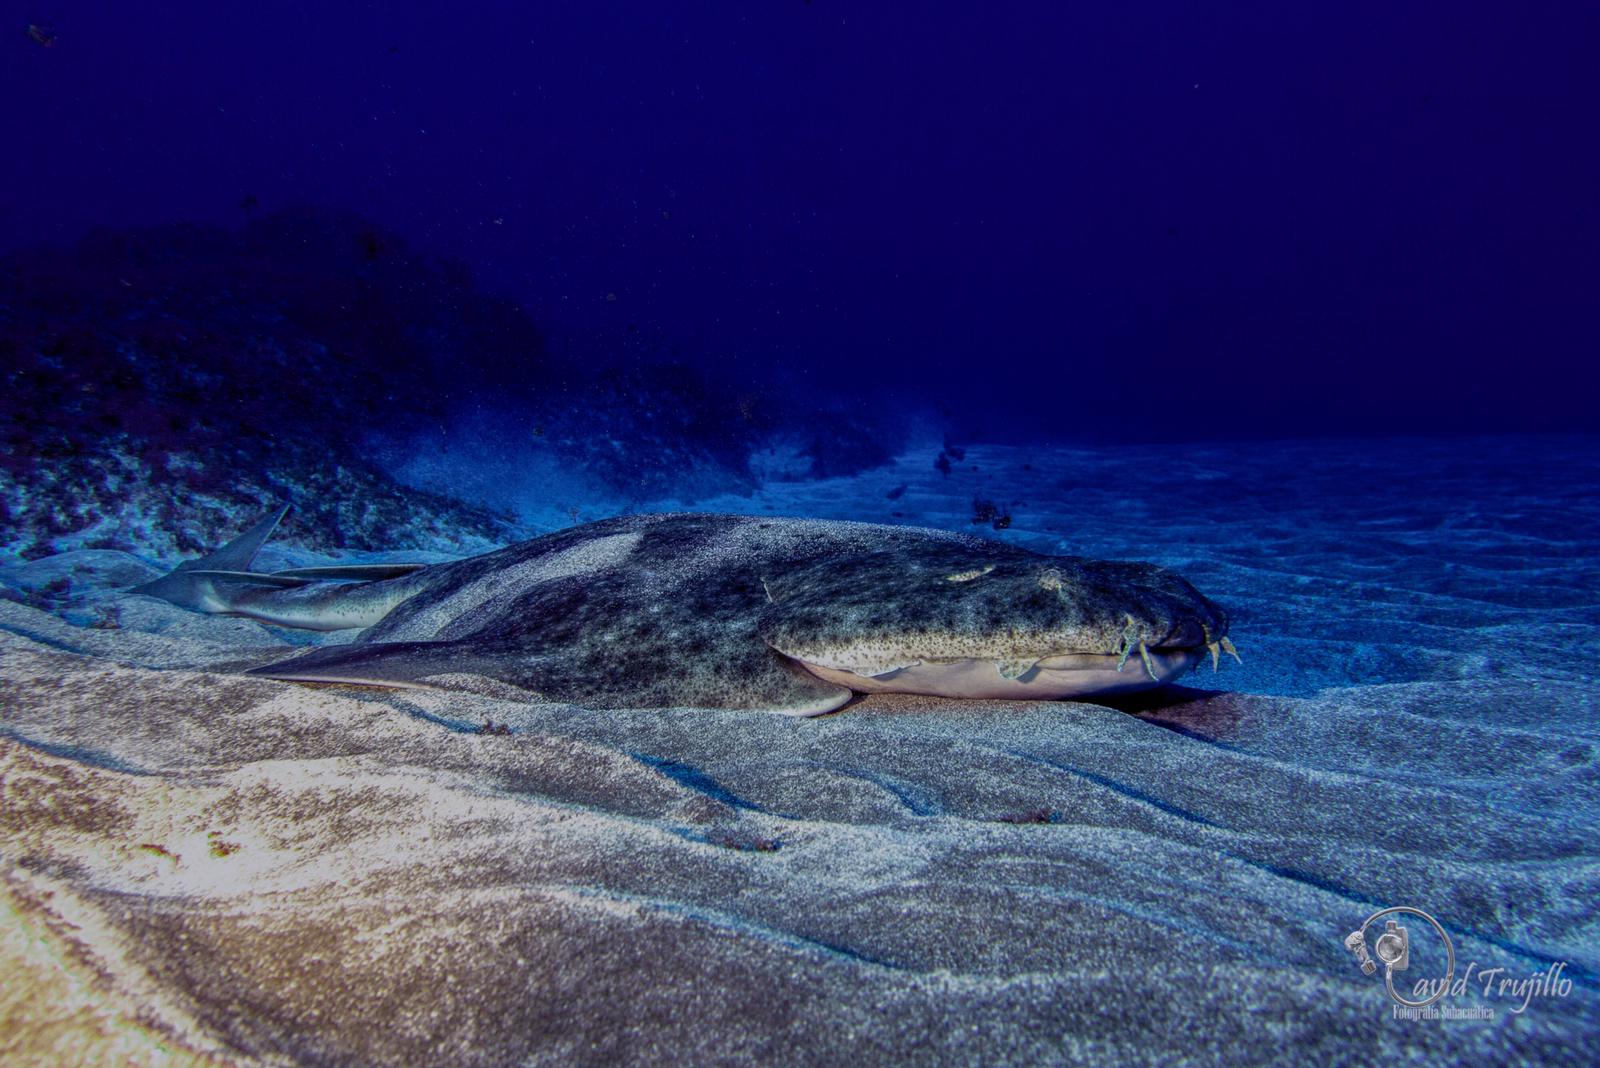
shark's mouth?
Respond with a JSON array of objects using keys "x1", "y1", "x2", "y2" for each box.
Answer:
[{"x1": 782, "y1": 648, "x2": 1208, "y2": 700}]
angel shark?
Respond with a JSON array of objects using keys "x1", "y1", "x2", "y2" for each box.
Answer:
[{"x1": 134, "y1": 507, "x2": 1237, "y2": 716}]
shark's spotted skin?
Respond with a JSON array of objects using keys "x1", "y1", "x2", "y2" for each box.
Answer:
[
  {"x1": 760, "y1": 543, "x2": 1218, "y2": 669},
  {"x1": 135, "y1": 510, "x2": 1232, "y2": 715}
]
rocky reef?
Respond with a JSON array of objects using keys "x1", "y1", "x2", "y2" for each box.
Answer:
[{"x1": 0, "y1": 210, "x2": 904, "y2": 559}]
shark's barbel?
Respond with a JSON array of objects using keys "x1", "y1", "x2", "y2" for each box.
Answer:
[{"x1": 134, "y1": 507, "x2": 1234, "y2": 715}]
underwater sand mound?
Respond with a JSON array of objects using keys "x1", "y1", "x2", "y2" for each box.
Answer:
[{"x1": 2, "y1": 603, "x2": 1595, "y2": 1065}]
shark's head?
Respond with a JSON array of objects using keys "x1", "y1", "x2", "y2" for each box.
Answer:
[{"x1": 758, "y1": 542, "x2": 1232, "y2": 700}]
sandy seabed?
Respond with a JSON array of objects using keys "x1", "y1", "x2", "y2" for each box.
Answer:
[{"x1": 2, "y1": 437, "x2": 1596, "y2": 1066}]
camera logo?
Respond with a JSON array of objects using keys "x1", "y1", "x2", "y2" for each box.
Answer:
[{"x1": 1345, "y1": 906, "x2": 1455, "y2": 1008}]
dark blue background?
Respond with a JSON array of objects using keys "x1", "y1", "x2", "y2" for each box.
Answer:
[{"x1": 5, "y1": 2, "x2": 1596, "y2": 441}]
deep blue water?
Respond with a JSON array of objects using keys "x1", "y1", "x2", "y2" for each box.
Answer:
[{"x1": 4, "y1": 3, "x2": 1597, "y2": 449}]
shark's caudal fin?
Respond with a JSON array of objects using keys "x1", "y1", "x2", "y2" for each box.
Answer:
[
  {"x1": 130, "y1": 505, "x2": 296, "y2": 612},
  {"x1": 130, "y1": 505, "x2": 426, "y2": 621}
]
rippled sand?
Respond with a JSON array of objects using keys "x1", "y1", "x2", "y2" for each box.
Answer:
[{"x1": 2, "y1": 436, "x2": 1596, "y2": 1065}]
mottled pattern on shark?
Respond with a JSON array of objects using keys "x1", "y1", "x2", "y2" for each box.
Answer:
[{"x1": 134, "y1": 508, "x2": 1232, "y2": 715}]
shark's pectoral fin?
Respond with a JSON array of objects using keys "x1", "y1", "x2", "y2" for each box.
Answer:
[
  {"x1": 247, "y1": 640, "x2": 521, "y2": 693},
  {"x1": 250, "y1": 639, "x2": 854, "y2": 716}
]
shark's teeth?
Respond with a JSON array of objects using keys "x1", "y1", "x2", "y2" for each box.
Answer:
[
  {"x1": 1219, "y1": 636, "x2": 1242, "y2": 665},
  {"x1": 1207, "y1": 641, "x2": 1222, "y2": 672},
  {"x1": 996, "y1": 659, "x2": 1038, "y2": 680}
]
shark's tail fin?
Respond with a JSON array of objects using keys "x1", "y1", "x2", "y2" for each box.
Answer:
[
  {"x1": 130, "y1": 505, "x2": 429, "y2": 620},
  {"x1": 130, "y1": 505, "x2": 295, "y2": 613}
]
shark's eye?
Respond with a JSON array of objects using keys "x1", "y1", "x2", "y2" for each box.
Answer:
[{"x1": 943, "y1": 564, "x2": 995, "y2": 583}]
